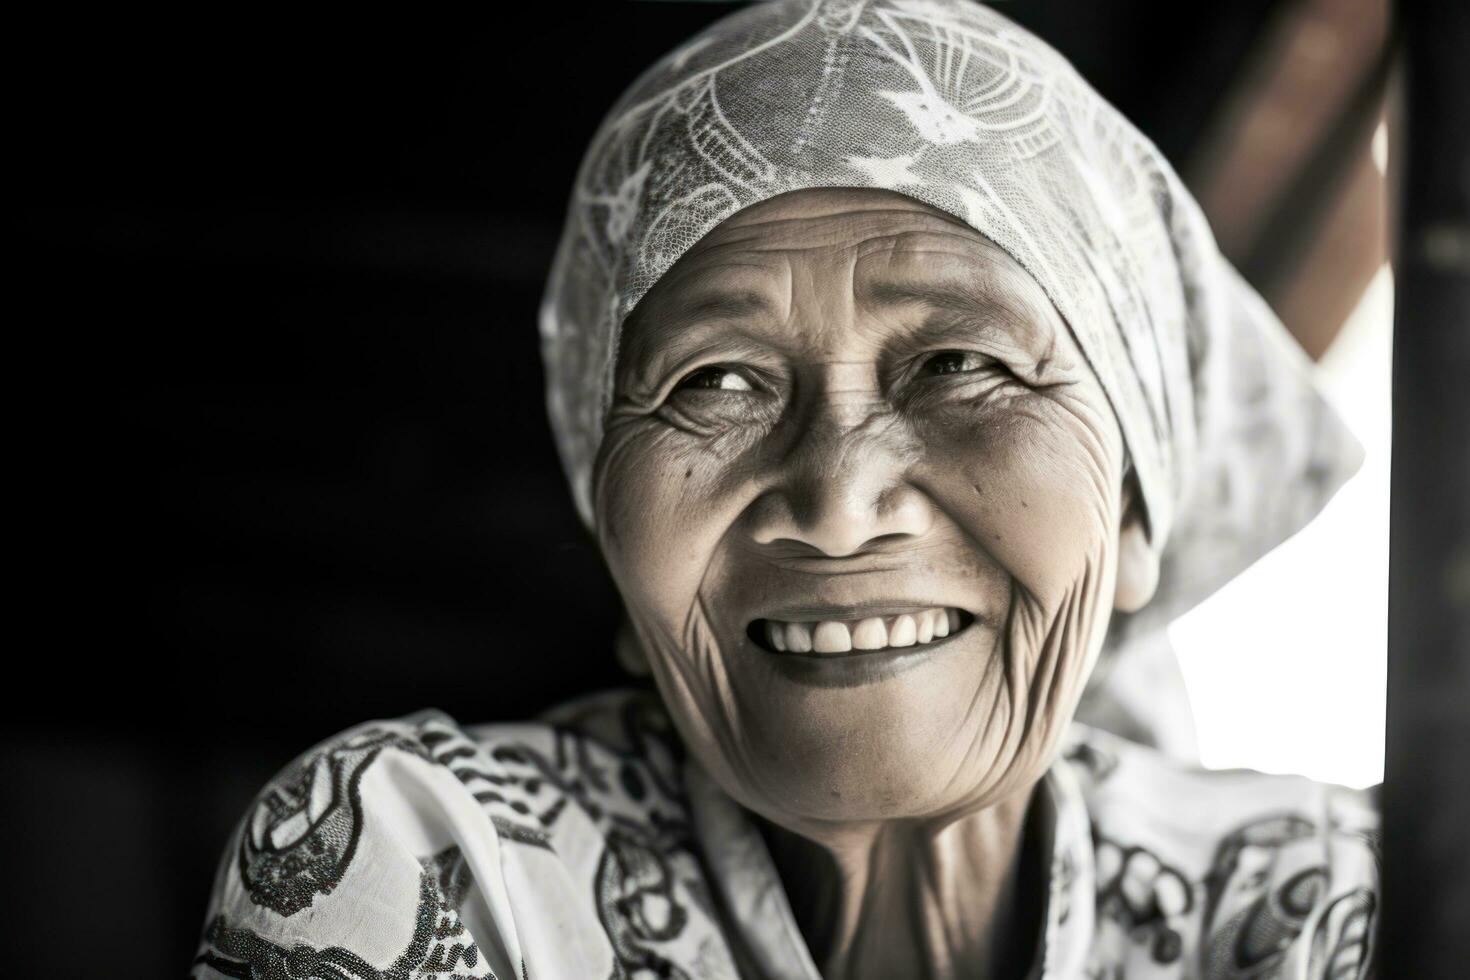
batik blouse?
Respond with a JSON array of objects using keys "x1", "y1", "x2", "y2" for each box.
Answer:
[{"x1": 193, "y1": 690, "x2": 1378, "y2": 979}]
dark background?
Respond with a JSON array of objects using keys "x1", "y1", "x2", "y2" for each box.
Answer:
[{"x1": 12, "y1": 3, "x2": 1284, "y2": 974}]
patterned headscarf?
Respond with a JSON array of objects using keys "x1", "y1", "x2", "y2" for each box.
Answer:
[{"x1": 538, "y1": 0, "x2": 1360, "y2": 640}]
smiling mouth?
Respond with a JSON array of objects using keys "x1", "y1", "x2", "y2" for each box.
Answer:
[{"x1": 747, "y1": 607, "x2": 973, "y2": 655}]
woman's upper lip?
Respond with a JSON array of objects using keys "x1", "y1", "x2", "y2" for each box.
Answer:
[
  {"x1": 751, "y1": 600, "x2": 969, "y2": 624},
  {"x1": 762, "y1": 556, "x2": 928, "y2": 576}
]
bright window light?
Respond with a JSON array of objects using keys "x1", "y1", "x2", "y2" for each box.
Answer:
[{"x1": 1172, "y1": 264, "x2": 1392, "y2": 789}]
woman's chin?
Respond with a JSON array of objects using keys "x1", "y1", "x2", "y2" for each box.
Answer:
[{"x1": 711, "y1": 624, "x2": 1014, "y2": 823}]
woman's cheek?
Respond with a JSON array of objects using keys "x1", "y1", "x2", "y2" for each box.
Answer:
[
  {"x1": 594, "y1": 422, "x2": 749, "y2": 636},
  {"x1": 928, "y1": 397, "x2": 1120, "y2": 609}
]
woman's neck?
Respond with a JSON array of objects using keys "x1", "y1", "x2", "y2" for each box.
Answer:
[{"x1": 757, "y1": 787, "x2": 1044, "y2": 980}]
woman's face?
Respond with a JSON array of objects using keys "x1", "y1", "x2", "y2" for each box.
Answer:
[{"x1": 594, "y1": 188, "x2": 1155, "y2": 831}]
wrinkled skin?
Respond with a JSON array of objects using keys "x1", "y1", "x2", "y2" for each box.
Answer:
[{"x1": 592, "y1": 188, "x2": 1157, "y2": 978}]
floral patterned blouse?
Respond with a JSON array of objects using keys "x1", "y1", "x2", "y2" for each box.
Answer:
[{"x1": 193, "y1": 689, "x2": 1378, "y2": 979}]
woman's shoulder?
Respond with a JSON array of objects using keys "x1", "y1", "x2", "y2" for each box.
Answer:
[
  {"x1": 213, "y1": 685, "x2": 685, "y2": 877},
  {"x1": 1062, "y1": 722, "x2": 1380, "y2": 836},
  {"x1": 1060, "y1": 724, "x2": 1379, "y2": 978},
  {"x1": 470, "y1": 686, "x2": 688, "y2": 799},
  {"x1": 193, "y1": 688, "x2": 738, "y2": 980}
]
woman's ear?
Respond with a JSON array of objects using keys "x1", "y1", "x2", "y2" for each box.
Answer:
[
  {"x1": 615, "y1": 614, "x2": 652, "y2": 676},
  {"x1": 1114, "y1": 472, "x2": 1160, "y2": 613}
]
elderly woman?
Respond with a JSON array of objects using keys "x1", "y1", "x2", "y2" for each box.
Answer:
[{"x1": 193, "y1": 2, "x2": 1379, "y2": 978}]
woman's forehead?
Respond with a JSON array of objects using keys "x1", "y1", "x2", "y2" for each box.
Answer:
[
  {"x1": 648, "y1": 190, "x2": 1049, "y2": 317},
  {"x1": 699, "y1": 188, "x2": 993, "y2": 259}
]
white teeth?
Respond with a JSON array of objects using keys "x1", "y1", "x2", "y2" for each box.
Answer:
[
  {"x1": 851, "y1": 617, "x2": 888, "y2": 650},
  {"x1": 932, "y1": 609, "x2": 950, "y2": 638},
  {"x1": 767, "y1": 620, "x2": 787, "y2": 652},
  {"x1": 761, "y1": 609, "x2": 966, "y2": 654},
  {"x1": 812, "y1": 621, "x2": 853, "y2": 653}
]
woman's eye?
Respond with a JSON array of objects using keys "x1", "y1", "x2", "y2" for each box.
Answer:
[
  {"x1": 674, "y1": 366, "x2": 755, "y2": 392},
  {"x1": 920, "y1": 350, "x2": 988, "y2": 376}
]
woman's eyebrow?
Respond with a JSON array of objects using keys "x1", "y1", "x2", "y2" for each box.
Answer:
[
  {"x1": 864, "y1": 278, "x2": 1055, "y2": 352},
  {"x1": 619, "y1": 286, "x2": 784, "y2": 382},
  {"x1": 659, "y1": 287, "x2": 779, "y2": 327},
  {"x1": 864, "y1": 278, "x2": 995, "y2": 313}
]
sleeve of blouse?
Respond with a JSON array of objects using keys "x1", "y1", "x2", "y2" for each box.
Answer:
[{"x1": 190, "y1": 716, "x2": 513, "y2": 980}]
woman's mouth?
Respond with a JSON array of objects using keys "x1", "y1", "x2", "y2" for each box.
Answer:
[{"x1": 747, "y1": 607, "x2": 973, "y2": 655}]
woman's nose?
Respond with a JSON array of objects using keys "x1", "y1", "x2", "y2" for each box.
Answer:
[{"x1": 747, "y1": 416, "x2": 934, "y2": 557}]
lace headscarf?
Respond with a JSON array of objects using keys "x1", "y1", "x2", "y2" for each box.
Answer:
[{"x1": 538, "y1": 0, "x2": 1359, "y2": 659}]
